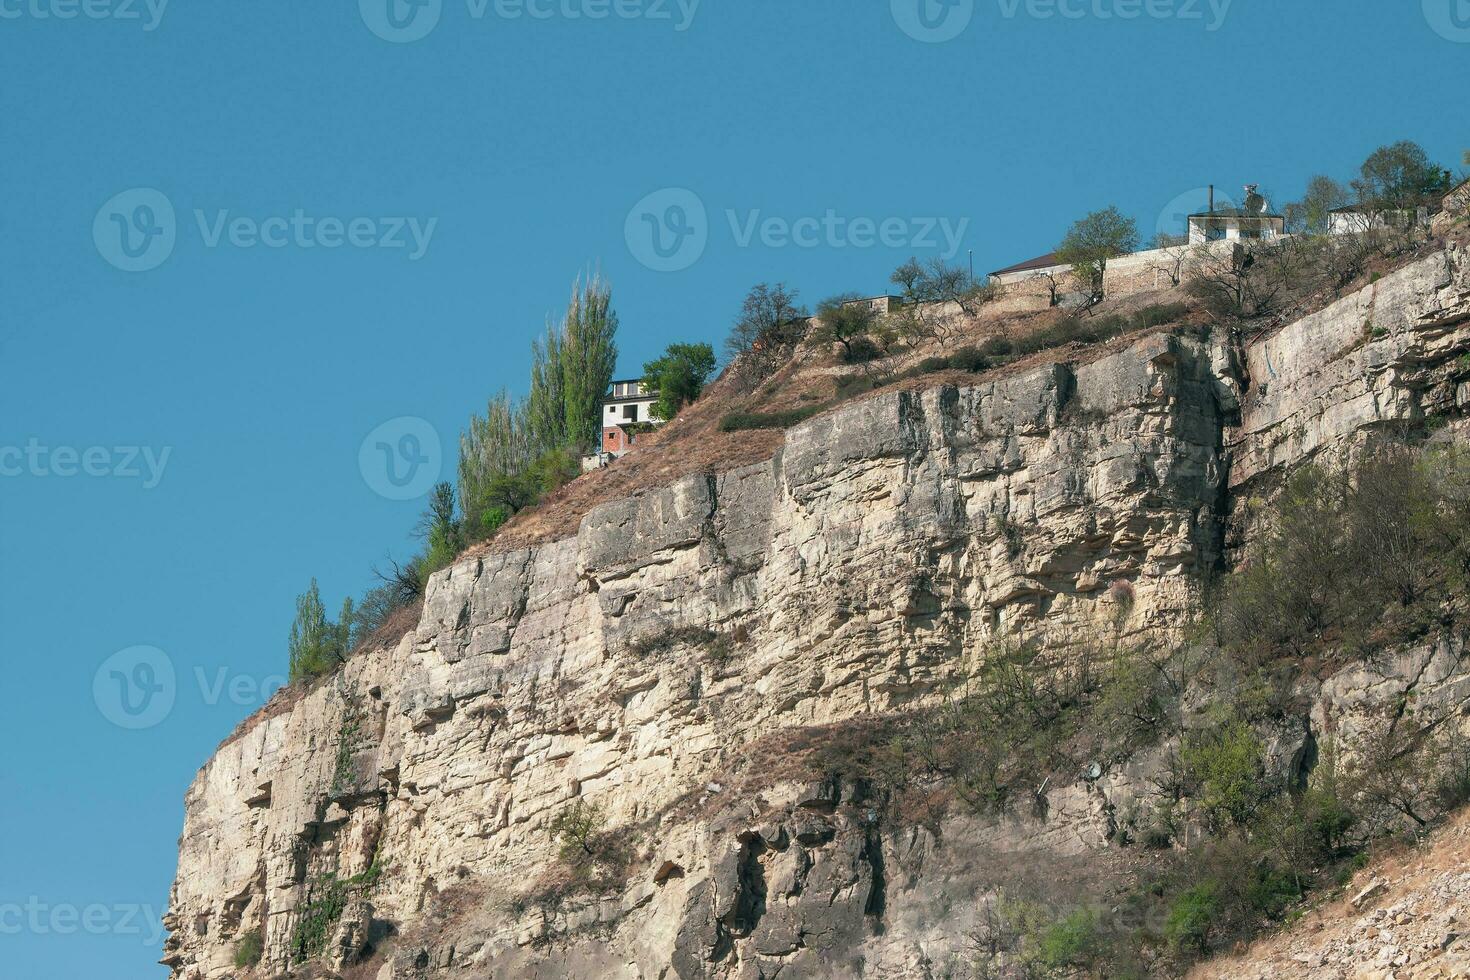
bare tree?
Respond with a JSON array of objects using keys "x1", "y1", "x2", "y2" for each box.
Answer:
[
  {"x1": 1147, "y1": 232, "x2": 1194, "y2": 287},
  {"x1": 726, "y1": 283, "x2": 807, "y2": 360},
  {"x1": 888, "y1": 256, "x2": 996, "y2": 348}
]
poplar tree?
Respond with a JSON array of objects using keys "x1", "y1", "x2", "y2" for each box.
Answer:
[
  {"x1": 527, "y1": 319, "x2": 567, "y2": 454},
  {"x1": 560, "y1": 272, "x2": 619, "y2": 448},
  {"x1": 288, "y1": 579, "x2": 330, "y2": 682},
  {"x1": 458, "y1": 391, "x2": 534, "y2": 527}
]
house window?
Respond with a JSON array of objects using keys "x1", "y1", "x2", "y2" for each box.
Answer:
[
  {"x1": 623, "y1": 404, "x2": 637, "y2": 421},
  {"x1": 1207, "y1": 226, "x2": 1227, "y2": 241}
]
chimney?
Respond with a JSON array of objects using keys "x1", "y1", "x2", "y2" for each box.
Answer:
[{"x1": 1209, "y1": 185, "x2": 1215, "y2": 213}]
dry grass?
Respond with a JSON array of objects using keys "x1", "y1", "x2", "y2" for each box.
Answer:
[{"x1": 476, "y1": 284, "x2": 1200, "y2": 556}]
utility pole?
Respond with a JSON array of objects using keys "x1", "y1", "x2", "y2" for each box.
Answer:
[{"x1": 968, "y1": 249, "x2": 974, "y2": 284}]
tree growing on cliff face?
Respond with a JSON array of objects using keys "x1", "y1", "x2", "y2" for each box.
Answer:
[
  {"x1": 417, "y1": 482, "x2": 462, "y2": 578},
  {"x1": 288, "y1": 579, "x2": 353, "y2": 682},
  {"x1": 559, "y1": 272, "x2": 619, "y2": 449},
  {"x1": 643, "y1": 342, "x2": 716, "y2": 421},
  {"x1": 459, "y1": 390, "x2": 535, "y2": 532},
  {"x1": 527, "y1": 320, "x2": 567, "y2": 454},
  {"x1": 1056, "y1": 207, "x2": 1139, "y2": 306}
]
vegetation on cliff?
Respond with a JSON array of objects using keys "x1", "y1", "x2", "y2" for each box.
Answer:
[{"x1": 798, "y1": 439, "x2": 1470, "y2": 977}]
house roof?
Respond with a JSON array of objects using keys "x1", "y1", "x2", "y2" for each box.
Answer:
[
  {"x1": 1187, "y1": 208, "x2": 1285, "y2": 220},
  {"x1": 989, "y1": 252, "x2": 1064, "y2": 277},
  {"x1": 605, "y1": 379, "x2": 657, "y2": 404}
]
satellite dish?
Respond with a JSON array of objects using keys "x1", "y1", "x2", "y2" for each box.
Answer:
[{"x1": 1243, "y1": 184, "x2": 1267, "y2": 214}]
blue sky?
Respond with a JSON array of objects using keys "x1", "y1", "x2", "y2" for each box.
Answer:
[{"x1": 0, "y1": 1, "x2": 1465, "y2": 976}]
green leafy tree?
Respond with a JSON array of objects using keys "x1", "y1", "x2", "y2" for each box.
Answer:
[
  {"x1": 459, "y1": 391, "x2": 534, "y2": 531},
  {"x1": 289, "y1": 579, "x2": 346, "y2": 682},
  {"x1": 1180, "y1": 718, "x2": 1269, "y2": 830},
  {"x1": 1055, "y1": 206, "x2": 1139, "y2": 304},
  {"x1": 418, "y1": 482, "x2": 462, "y2": 577},
  {"x1": 1352, "y1": 140, "x2": 1448, "y2": 210},
  {"x1": 811, "y1": 294, "x2": 880, "y2": 362},
  {"x1": 643, "y1": 342, "x2": 717, "y2": 420},
  {"x1": 527, "y1": 320, "x2": 568, "y2": 454},
  {"x1": 560, "y1": 272, "x2": 619, "y2": 449}
]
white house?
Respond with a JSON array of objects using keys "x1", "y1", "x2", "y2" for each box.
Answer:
[
  {"x1": 988, "y1": 252, "x2": 1068, "y2": 286},
  {"x1": 1188, "y1": 186, "x2": 1284, "y2": 243},
  {"x1": 1328, "y1": 204, "x2": 1433, "y2": 236},
  {"x1": 582, "y1": 379, "x2": 662, "y2": 470}
]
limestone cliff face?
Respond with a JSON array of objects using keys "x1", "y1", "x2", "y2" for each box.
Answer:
[{"x1": 164, "y1": 246, "x2": 1470, "y2": 980}]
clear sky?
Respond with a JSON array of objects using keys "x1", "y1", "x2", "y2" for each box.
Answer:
[{"x1": 0, "y1": 1, "x2": 1465, "y2": 975}]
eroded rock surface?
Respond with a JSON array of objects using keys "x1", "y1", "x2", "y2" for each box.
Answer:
[{"x1": 163, "y1": 246, "x2": 1470, "y2": 979}]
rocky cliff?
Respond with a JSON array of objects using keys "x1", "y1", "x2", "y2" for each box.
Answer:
[{"x1": 164, "y1": 244, "x2": 1470, "y2": 980}]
